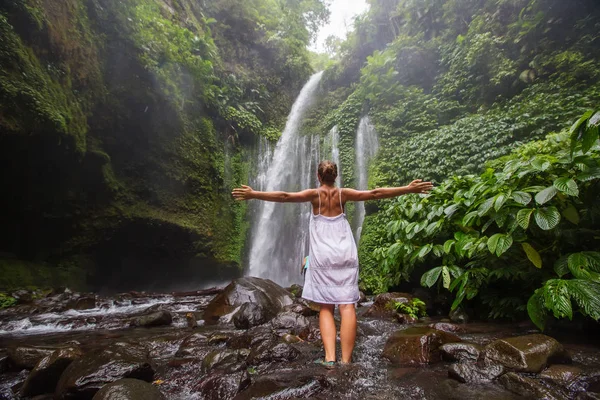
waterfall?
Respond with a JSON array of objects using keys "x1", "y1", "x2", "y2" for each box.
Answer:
[
  {"x1": 354, "y1": 116, "x2": 379, "y2": 243},
  {"x1": 247, "y1": 72, "x2": 323, "y2": 286},
  {"x1": 326, "y1": 125, "x2": 342, "y2": 186}
]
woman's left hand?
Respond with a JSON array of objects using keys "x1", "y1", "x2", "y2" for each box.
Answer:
[{"x1": 232, "y1": 185, "x2": 254, "y2": 200}]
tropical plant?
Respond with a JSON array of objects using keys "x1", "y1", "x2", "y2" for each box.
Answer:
[
  {"x1": 365, "y1": 110, "x2": 600, "y2": 327},
  {"x1": 394, "y1": 297, "x2": 427, "y2": 319}
]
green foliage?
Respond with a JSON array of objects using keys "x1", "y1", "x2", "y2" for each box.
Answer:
[
  {"x1": 0, "y1": 293, "x2": 17, "y2": 309},
  {"x1": 394, "y1": 297, "x2": 427, "y2": 319},
  {"x1": 364, "y1": 112, "x2": 600, "y2": 325}
]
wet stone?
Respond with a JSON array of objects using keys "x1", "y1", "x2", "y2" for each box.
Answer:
[
  {"x1": 269, "y1": 311, "x2": 311, "y2": 337},
  {"x1": 483, "y1": 334, "x2": 571, "y2": 373},
  {"x1": 7, "y1": 346, "x2": 56, "y2": 370},
  {"x1": 440, "y1": 342, "x2": 482, "y2": 363},
  {"x1": 174, "y1": 333, "x2": 209, "y2": 358},
  {"x1": 429, "y1": 322, "x2": 465, "y2": 333},
  {"x1": 396, "y1": 313, "x2": 417, "y2": 324},
  {"x1": 202, "y1": 349, "x2": 249, "y2": 373},
  {"x1": 21, "y1": 347, "x2": 83, "y2": 397},
  {"x1": 55, "y1": 343, "x2": 154, "y2": 399},
  {"x1": 130, "y1": 311, "x2": 172, "y2": 327},
  {"x1": 383, "y1": 327, "x2": 461, "y2": 365},
  {"x1": 0, "y1": 355, "x2": 8, "y2": 374},
  {"x1": 194, "y1": 370, "x2": 251, "y2": 400},
  {"x1": 233, "y1": 302, "x2": 275, "y2": 329},
  {"x1": 540, "y1": 364, "x2": 583, "y2": 387},
  {"x1": 364, "y1": 292, "x2": 413, "y2": 319},
  {"x1": 282, "y1": 300, "x2": 318, "y2": 317},
  {"x1": 203, "y1": 277, "x2": 293, "y2": 325},
  {"x1": 499, "y1": 372, "x2": 569, "y2": 400},
  {"x1": 448, "y1": 362, "x2": 504, "y2": 383},
  {"x1": 233, "y1": 369, "x2": 328, "y2": 400},
  {"x1": 92, "y1": 378, "x2": 165, "y2": 400},
  {"x1": 66, "y1": 295, "x2": 96, "y2": 310},
  {"x1": 247, "y1": 340, "x2": 300, "y2": 365}
]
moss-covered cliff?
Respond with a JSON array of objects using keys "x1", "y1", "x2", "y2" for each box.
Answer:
[{"x1": 0, "y1": 0, "x2": 323, "y2": 291}]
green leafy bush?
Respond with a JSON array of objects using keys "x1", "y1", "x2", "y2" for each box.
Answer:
[
  {"x1": 0, "y1": 293, "x2": 17, "y2": 309},
  {"x1": 395, "y1": 297, "x2": 427, "y2": 319},
  {"x1": 364, "y1": 111, "x2": 600, "y2": 326}
]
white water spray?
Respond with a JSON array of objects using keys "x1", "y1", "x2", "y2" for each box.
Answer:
[
  {"x1": 247, "y1": 72, "x2": 323, "y2": 286},
  {"x1": 354, "y1": 116, "x2": 379, "y2": 243},
  {"x1": 326, "y1": 125, "x2": 342, "y2": 186}
]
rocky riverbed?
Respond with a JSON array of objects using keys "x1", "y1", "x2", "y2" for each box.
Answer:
[{"x1": 0, "y1": 277, "x2": 599, "y2": 399}]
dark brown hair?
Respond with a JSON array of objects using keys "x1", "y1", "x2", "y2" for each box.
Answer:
[{"x1": 318, "y1": 160, "x2": 338, "y2": 184}]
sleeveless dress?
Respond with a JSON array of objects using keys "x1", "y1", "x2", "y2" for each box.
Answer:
[{"x1": 301, "y1": 188, "x2": 360, "y2": 305}]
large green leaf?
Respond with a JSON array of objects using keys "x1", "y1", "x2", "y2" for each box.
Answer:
[
  {"x1": 516, "y1": 208, "x2": 534, "y2": 229},
  {"x1": 444, "y1": 204, "x2": 460, "y2": 218},
  {"x1": 443, "y1": 239, "x2": 455, "y2": 254},
  {"x1": 494, "y1": 194, "x2": 507, "y2": 212},
  {"x1": 534, "y1": 207, "x2": 561, "y2": 230},
  {"x1": 567, "y1": 253, "x2": 600, "y2": 282},
  {"x1": 421, "y1": 267, "x2": 442, "y2": 288},
  {"x1": 535, "y1": 186, "x2": 559, "y2": 205},
  {"x1": 553, "y1": 177, "x2": 579, "y2": 197},
  {"x1": 522, "y1": 243, "x2": 542, "y2": 269},
  {"x1": 567, "y1": 280, "x2": 600, "y2": 320},
  {"x1": 495, "y1": 234, "x2": 513, "y2": 257},
  {"x1": 543, "y1": 280, "x2": 573, "y2": 320},
  {"x1": 487, "y1": 234, "x2": 501, "y2": 255},
  {"x1": 477, "y1": 197, "x2": 495, "y2": 216},
  {"x1": 511, "y1": 191, "x2": 532, "y2": 206},
  {"x1": 570, "y1": 110, "x2": 594, "y2": 154},
  {"x1": 577, "y1": 167, "x2": 600, "y2": 182},
  {"x1": 527, "y1": 290, "x2": 547, "y2": 331}
]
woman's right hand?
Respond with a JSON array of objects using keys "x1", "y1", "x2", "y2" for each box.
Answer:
[
  {"x1": 232, "y1": 185, "x2": 254, "y2": 201},
  {"x1": 407, "y1": 179, "x2": 433, "y2": 194}
]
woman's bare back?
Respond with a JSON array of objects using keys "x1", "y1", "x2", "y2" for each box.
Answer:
[{"x1": 312, "y1": 185, "x2": 344, "y2": 217}]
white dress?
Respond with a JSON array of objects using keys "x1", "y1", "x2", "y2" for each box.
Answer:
[{"x1": 301, "y1": 188, "x2": 360, "y2": 304}]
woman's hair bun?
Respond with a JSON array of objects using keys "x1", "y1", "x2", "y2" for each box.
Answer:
[{"x1": 318, "y1": 160, "x2": 338, "y2": 183}]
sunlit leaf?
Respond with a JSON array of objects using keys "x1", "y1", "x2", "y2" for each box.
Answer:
[
  {"x1": 516, "y1": 208, "x2": 534, "y2": 229},
  {"x1": 478, "y1": 197, "x2": 495, "y2": 216},
  {"x1": 495, "y1": 234, "x2": 513, "y2": 257},
  {"x1": 421, "y1": 267, "x2": 442, "y2": 288},
  {"x1": 522, "y1": 243, "x2": 542, "y2": 269},
  {"x1": 442, "y1": 266, "x2": 451, "y2": 289},
  {"x1": 487, "y1": 234, "x2": 501, "y2": 255},
  {"x1": 511, "y1": 191, "x2": 532, "y2": 206},
  {"x1": 534, "y1": 207, "x2": 560, "y2": 230},
  {"x1": 553, "y1": 177, "x2": 579, "y2": 197},
  {"x1": 535, "y1": 186, "x2": 559, "y2": 205}
]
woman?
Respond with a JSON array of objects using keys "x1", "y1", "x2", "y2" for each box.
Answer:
[{"x1": 232, "y1": 161, "x2": 432, "y2": 366}]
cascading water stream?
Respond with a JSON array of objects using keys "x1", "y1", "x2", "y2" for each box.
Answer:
[
  {"x1": 354, "y1": 116, "x2": 379, "y2": 243},
  {"x1": 247, "y1": 72, "x2": 323, "y2": 286},
  {"x1": 326, "y1": 125, "x2": 342, "y2": 186}
]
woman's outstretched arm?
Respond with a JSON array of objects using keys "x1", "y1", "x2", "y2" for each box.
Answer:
[
  {"x1": 344, "y1": 179, "x2": 433, "y2": 201},
  {"x1": 232, "y1": 185, "x2": 317, "y2": 203}
]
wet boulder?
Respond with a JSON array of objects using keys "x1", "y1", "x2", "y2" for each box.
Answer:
[
  {"x1": 247, "y1": 340, "x2": 300, "y2": 365},
  {"x1": 285, "y1": 284, "x2": 303, "y2": 298},
  {"x1": 269, "y1": 312, "x2": 311, "y2": 337},
  {"x1": 202, "y1": 349, "x2": 249, "y2": 373},
  {"x1": 174, "y1": 333, "x2": 210, "y2": 358},
  {"x1": 233, "y1": 368, "x2": 329, "y2": 400},
  {"x1": 21, "y1": 347, "x2": 83, "y2": 397},
  {"x1": 440, "y1": 342, "x2": 482, "y2": 363},
  {"x1": 364, "y1": 292, "x2": 412, "y2": 319},
  {"x1": 540, "y1": 364, "x2": 583, "y2": 387},
  {"x1": 482, "y1": 334, "x2": 571, "y2": 373},
  {"x1": 282, "y1": 298, "x2": 319, "y2": 317},
  {"x1": 382, "y1": 327, "x2": 461, "y2": 365},
  {"x1": 396, "y1": 314, "x2": 417, "y2": 324},
  {"x1": 499, "y1": 372, "x2": 568, "y2": 400},
  {"x1": 7, "y1": 346, "x2": 56, "y2": 370},
  {"x1": 193, "y1": 370, "x2": 251, "y2": 400},
  {"x1": 429, "y1": 322, "x2": 465, "y2": 333},
  {"x1": 92, "y1": 378, "x2": 165, "y2": 400},
  {"x1": 0, "y1": 354, "x2": 9, "y2": 373},
  {"x1": 130, "y1": 311, "x2": 172, "y2": 327},
  {"x1": 203, "y1": 277, "x2": 293, "y2": 325},
  {"x1": 55, "y1": 343, "x2": 154, "y2": 399},
  {"x1": 448, "y1": 362, "x2": 505, "y2": 383},
  {"x1": 233, "y1": 303, "x2": 276, "y2": 329},
  {"x1": 67, "y1": 295, "x2": 96, "y2": 310}
]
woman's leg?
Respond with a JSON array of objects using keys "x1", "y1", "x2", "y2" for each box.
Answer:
[
  {"x1": 339, "y1": 303, "x2": 356, "y2": 363},
  {"x1": 319, "y1": 303, "x2": 336, "y2": 362}
]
